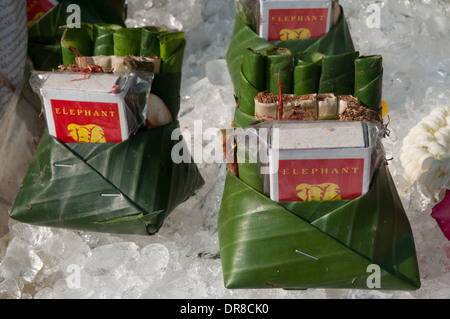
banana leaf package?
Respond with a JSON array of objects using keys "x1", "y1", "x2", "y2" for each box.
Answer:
[
  {"x1": 218, "y1": 119, "x2": 420, "y2": 290},
  {"x1": 10, "y1": 4, "x2": 203, "y2": 235},
  {"x1": 218, "y1": 2, "x2": 420, "y2": 290},
  {"x1": 10, "y1": 70, "x2": 203, "y2": 235}
]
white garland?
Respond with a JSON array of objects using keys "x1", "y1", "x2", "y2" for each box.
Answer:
[{"x1": 400, "y1": 106, "x2": 450, "y2": 197}]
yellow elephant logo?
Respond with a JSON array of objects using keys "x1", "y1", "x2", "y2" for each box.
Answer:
[
  {"x1": 296, "y1": 183, "x2": 342, "y2": 202},
  {"x1": 68, "y1": 124, "x2": 107, "y2": 143},
  {"x1": 280, "y1": 28, "x2": 311, "y2": 40}
]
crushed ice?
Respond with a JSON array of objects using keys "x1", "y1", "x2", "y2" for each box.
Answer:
[{"x1": 1, "y1": 0, "x2": 449, "y2": 299}]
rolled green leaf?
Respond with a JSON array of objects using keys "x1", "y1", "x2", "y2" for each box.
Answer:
[
  {"x1": 293, "y1": 51, "x2": 324, "y2": 95},
  {"x1": 140, "y1": 26, "x2": 169, "y2": 57},
  {"x1": 218, "y1": 163, "x2": 421, "y2": 290},
  {"x1": 354, "y1": 55, "x2": 384, "y2": 113},
  {"x1": 265, "y1": 48, "x2": 293, "y2": 95},
  {"x1": 93, "y1": 23, "x2": 122, "y2": 56},
  {"x1": 318, "y1": 51, "x2": 360, "y2": 96},
  {"x1": 242, "y1": 48, "x2": 265, "y2": 91},
  {"x1": 233, "y1": 107, "x2": 260, "y2": 129},
  {"x1": 159, "y1": 31, "x2": 186, "y2": 73},
  {"x1": 10, "y1": 121, "x2": 204, "y2": 236},
  {"x1": 113, "y1": 28, "x2": 142, "y2": 56},
  {"x1": 60, "y1": 23, "x2": 94, "y2": 66},
  {"x1": 238, "y1": 48, "x2": 265, "y2": 116},
  {"x1": 226, "y1": 6, "x2": 355, "y2": 96}
]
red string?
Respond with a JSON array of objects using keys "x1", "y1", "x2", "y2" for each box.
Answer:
[{"x1": 277, "y1": 72, "x2": 283, "y2": 120}]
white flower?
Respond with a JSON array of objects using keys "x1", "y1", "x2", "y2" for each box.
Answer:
[{"x1": 400, "y1": 106, "x2": 450, "y2": 194}]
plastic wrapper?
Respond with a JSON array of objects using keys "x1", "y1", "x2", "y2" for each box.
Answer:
[
  {"x1": 218, "y1": 120, "x2": 420, "y2": 290},
  {"x1": 29, "y1": 71, "x2": 154, "y2": 143},
  {"x1": 234, "y1": 120, "x2": 386, "y2": 198},
  {"x1": 235, "y1": 0, "x2": 341, "y2": 36}
]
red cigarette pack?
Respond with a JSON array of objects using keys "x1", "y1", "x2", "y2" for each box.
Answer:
[{"x1": 258, "y1": 0, "x2": 332, "y2": 41}]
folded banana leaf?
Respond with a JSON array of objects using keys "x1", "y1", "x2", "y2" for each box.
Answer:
[
  {"x1": 218, "y1": 162, "x2": 421, "y2": 290},
  {"x1": 140, "y1": 26, "x2": 169, "y2": 58},
  {"x1": 233, "y1": 107, "x2": 260, "y2": 129},
  {"x1": 93, "y1": 23, "x2": 123, "y2": 56},
  {"x1": 293, "y1": 52, "x2": 324, "y2": 95},
  {"x1": 60, "y1": 23, "x2": 94, "y2": 66},
  {"x1": 318, "y1": 51, "x2": 360, "y2": 96},
  {"x1": 238, "y1": 48, "x2": 265, "y2": 116},
  {"x1": 159, "y1": 31, "x2": 186, "y2": 74},
  {"x1": 28, "y1": 0, "x2": 126, "y2": 71},
  {"x1": 113, "y1": 28, "x2": 142, "y2": 57},
  {"x1": 10, "y1": 121, "x2": 204, "y2": 236},
  {"x1": 265, "y1": 48, "x2": 294, "y2": 95},
  {"x1": 354, "y1": 55, "x2": 384, "y2": 113},
  {"x1": 226, "y1": 6, "x2": 355, "y2": 96}
]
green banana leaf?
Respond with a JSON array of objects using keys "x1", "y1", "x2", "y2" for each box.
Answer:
[
  {"x1": 93, "y1": 23, "x2": 123, "y2": 56},
  {"x1": 151, "y1": 72, "x2": 182, "y2": 119},
  {"x1": 159, "y1": 31, "x2": 187, "y2": 73},
  {"x1": 226, "y1": 6, "x2": 355, "y2": 96},
  {"x1": 60, "y1": 23, "x2": 94, "y2": 66},
  {"x1": 238, "y1": 48, "x2": 265, "y2": 116},
  {"x1": 318, "y1": 51, "x2": 360, "y2": 95},
  {"x1": 113, "y1": 28, "x2": 142, "y2": 57},
  {"x1": 10, "y1": 121, "x2": 204, "y2": 236},
  {"x1": 293, "y1": 52, "x2": 324, "y2": 95},
  {"x1": 236, "y1": 162, "x2": 264, "y2": 194},
  {"x1": 140, "y1": 26, "x2": 169, "y2": 57},
  {"x1": 28, "y1": 0, "x2": 126, "y2": 71},
  {"x1": 242, "y1": 48, "x2": 266, "y2": 92},
  {"x1": 218, "y1": 162, "x2": 420, "y2": 290},
  {"x1": 265, "y1": 48, "x2": 294, "y2": 95},
  {"x1": 354, "y1": 55, "x2": 384, "y2": 113},
  {"x1": 233, "y1": 107, "x2": 260, "y2": 129}
]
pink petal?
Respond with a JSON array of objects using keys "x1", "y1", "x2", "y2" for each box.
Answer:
[{"x1": 431, "y1": 190, "x2": 450, "y2": 241}]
